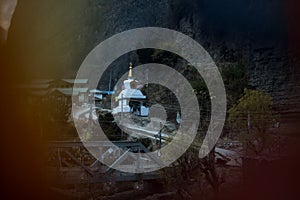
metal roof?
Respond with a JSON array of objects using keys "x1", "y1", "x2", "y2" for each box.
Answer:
[
  {"x1": 90, "y1": 89, "x2": 114, "y2": 94},
  {"x1": 19, "y1": 84, "x2": 50, "y2": 89},
  {"x1": 55, "y1": 88, "x2": 88, "y2": 96},
  {"x1": 62, "y1": 79, "x2": 88, "y2": 84},
  {"x1": 31, "y1": 79, "x2": 54, "y2": 84}
]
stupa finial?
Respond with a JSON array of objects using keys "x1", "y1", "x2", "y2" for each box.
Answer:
[{"x1": 128, "y1": 62, "x2": 133, "y2": 78}]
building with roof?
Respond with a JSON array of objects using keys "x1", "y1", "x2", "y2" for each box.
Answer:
[{"x1": 112, "y1": 63, "x2": 149, "y2": 116}]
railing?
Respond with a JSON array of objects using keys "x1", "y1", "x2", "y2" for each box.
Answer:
[{"x1": 46, "y1": 141, "x2": 161, "y2": 184}]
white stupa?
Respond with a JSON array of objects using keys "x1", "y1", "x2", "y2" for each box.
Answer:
[{"x1": 112, "y1": 63, "x2": 148, "y2": 115}]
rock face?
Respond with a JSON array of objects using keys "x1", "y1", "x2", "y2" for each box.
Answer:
[{"x1": 6, "y1": 0, "x2": 300, "y2": 112}]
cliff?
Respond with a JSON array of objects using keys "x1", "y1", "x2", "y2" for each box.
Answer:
[{"x1": 5, "y1": 0, "x2": 300, "y2": 112}]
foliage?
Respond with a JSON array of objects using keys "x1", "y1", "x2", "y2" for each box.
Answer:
[
  {"x1": 190, "y1": 79, "x2": 210, "y2": 111},
  {"x1": 160, "y1": 133, "x2": 224, "y2": 197},
  {"x1": 228, "y1": 89, "x2": 275, "y2": 155},
  {"x1": 199, "y1": 148, "x2": 224, "y2": 193},
  {"x1": 151, "y1": 49, "x2": 178, "y2": 66},
  {"x1": 220, "y1": 61, "x2": 248, "y2": 108}
]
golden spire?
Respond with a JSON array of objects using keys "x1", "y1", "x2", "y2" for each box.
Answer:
[{"x1": 128, "y1": 62, "x2": 133, "y2": 78}]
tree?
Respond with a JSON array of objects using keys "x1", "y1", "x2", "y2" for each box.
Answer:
[
  {"x1": 199, "y1": 147, "x2": 224, "y2": 196},
  {"x1": 220, "y1": 61, "x2": 248, "y2": 108},
  {"x1": 228, "y1": 89, "x2": 275, "y2": 155}
]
